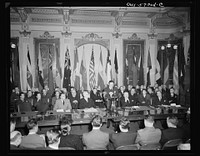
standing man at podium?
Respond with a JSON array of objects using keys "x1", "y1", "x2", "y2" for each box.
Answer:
[{"x1": 104, "y1": 80, "x2": 119, "y2": 109}]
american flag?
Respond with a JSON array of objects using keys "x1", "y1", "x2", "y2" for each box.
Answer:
[
  {"x1": 89, "y1": 47, "x2": 96, "y2": 90},
  {"x1": 173, "y1": 49, "x2": 179, "y2": 94}
]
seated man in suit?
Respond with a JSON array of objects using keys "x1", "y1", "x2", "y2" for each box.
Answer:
[
  {"x1": 78, "y1": 90, "x2": 96, "y2": 109},
  {"x1": 34, "y1": 92, "x2": 49, "y2": 113},
  {"x1": 135, "y1": 115, "x2": 161, "y2": 146},
  {"x1": 10, "y1": 131, "x2": 22, "y2": 149},
  {"x1": 160, "y1": 115, "x2": 185, "y2": 146},
  {"x1": 167, "y1": 87, "x2": 178, "y2": 104},
  {"x1": 120, "y1": 91, "x2": 133, "y2": 108},
  {"x1": 20, "y1": 118, "x2": 46, "y2": 149},
  {"x1": 137, "y1": 89, "x2": 151, "y2": 106},
  {"x1": 16, "y1": 92, "x2": 32, "y2": 112},
  {"x1": 68, "y1": 87, "x2": 80, "y2": 109},
  {"x1": 90, "y1": 87, "x2": 104, "y2": 108},
  {"x1": 82, "y1": 115, "x2": 109, "y2": 150},
  {"x1": 53, "y1": 92, "x2": 72, "y2": 111},
  {"x1": 152, "y1": 90, "x2": 169, "y2": 107},
  {"x1": 59, "y1": 116, "x2": 83, "y2": 150},
  {"x1": 129, "y1": 87, "x2": 138, "y2": 105},
  {"x1": 110, "y1": 117, "x2": 137, "y2": 149}
]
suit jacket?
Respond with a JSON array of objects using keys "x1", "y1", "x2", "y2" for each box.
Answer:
[
  {"x1": 68, "y1": 94, "x2": 80, "y2": 109},
  {"x1": 160, "y1": 127, "x2": 185, "y2": 146},
  {"x1": 20, "y1": 133, "x2": 46, "y2": 149},
  {"x1": 120, "y1": 98, "x2": 133, "y2": 108},
  {"x1": 137, "y1": 94, "x2": 151, "y2": 106},
  {"x1": 82, "y1": 129, "x2": 109, "y2": 150},
  {"x1": 59, "y1": 134, "x2": 83, "y2": 150},
  {"x1": 135, "y1": 127, "x2": 161, "y2": 145},
  {"x1": 152, "y1": 96, "x2": 169, "y2": 107},
  {"x1": 110, "y1": 131, "x2": 137, "y2": 149},
  {"x1": 78, "y1": 98, "x2": 96, "y2": 109},
  {"x1": 34, "y1": 99, "x2": 49, "y2": 113},
  {"x1": 16, "y1": 99, "x2": 32, "y2": 112},
  {"x1": 129, "y1": 94, "x2": 138, "y2": 105},
  {"x1": 167, "y1": 94, "x2": 178, "y2": 104},
  {"x1": 53, "y1": 99, "x2": 72, "y2": 111}
]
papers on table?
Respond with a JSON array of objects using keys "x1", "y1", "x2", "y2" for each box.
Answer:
[
  {"x1": 132, "y1": 106, "x2": 139, "y2": 109},
  {"x1": 56, "y1": 109, "x2": 64, "y2": 112},
  {"x1": 84, "y1": 107, "x2": 98, "y2": 113}
]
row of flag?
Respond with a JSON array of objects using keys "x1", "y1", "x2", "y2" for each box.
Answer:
[{"x1": 24, "y1": 42, "x2": 188, "y2": 93}]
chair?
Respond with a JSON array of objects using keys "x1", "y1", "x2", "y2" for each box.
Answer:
[
  {"x1": 140, "y1": 143, "x2": 161, "y2": 150},
  {"x1": 116, "y1": 144, "x2": 140, "y2": 150},
  {"x1": 59, "y1": 147, "x2": 76, "y2": 150},
  {"x1": 185, "y1": 138, "x2": 190, "y2": 143},
  {"x1": 162, "y1": 139, "x2": 183, "y2": 150}
]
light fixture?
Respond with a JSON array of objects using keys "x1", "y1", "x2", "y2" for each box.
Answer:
[
  {"x1": 173, "y1": 45, "x2": 178, "y2": 49},
  {"x1": 161, "y1": 45, "x2": 165, "y2": 50},
  {"x1": 11, "y1": 43, "x2": 16, "y2": 48},
  {"x1": 167, "y1": 43, "x2": 171, "y2": 48}
]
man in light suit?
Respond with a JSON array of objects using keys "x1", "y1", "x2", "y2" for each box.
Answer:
[
  {"x1": 110, "y1": 117, "x2": 137, "y2": 149},
  {"x1": 82, "y1": 115, "x2": 109, "y2": 150},
  {"x1": 20, "y1": 118, "x2": 46, "y2": 149},
  {"x1": 53, "y1": 93, "x2": 72, "y2": 111},
  {"x1": 135, "y1": 115, "x2": 161, "y2": 146}
]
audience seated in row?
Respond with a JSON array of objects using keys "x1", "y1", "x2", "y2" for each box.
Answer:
[{"x1": 82, "y1": 115, "x2": 109, "y2": 150}]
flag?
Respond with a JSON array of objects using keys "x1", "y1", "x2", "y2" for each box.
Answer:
[
  {"x1": 27, "y1": 45, "x2": 33, "y2": 90},
  {"x1": 163, "y1": 48, "x2": 169, "y2": 85},
  {"x1": 89, "y1": 47, "x2": 96, "y2": 90},
  {"x1": 63, "y1": 47, "x2": 71, "y2": 91},
  {"x1": 37, "y1": 50, "x2": 44, "y2": 91},
  {"x1": 80, "y1": 46, "x2": 87, "y2": 90},
  {"x1": 73, "y1": 48, "x2": 80, "y2": 90},
  {"x1": 48, "y1": 47, "x2": 54, "y2": 94},
  {"x1": 178, "y1": 44, "x2": 186, "y2": 88},
  {"x1": 138, "y1": 55, "x2": 144, "y2": 85},
  {"x1": 55, "y1": 45, "x2": 62, "y2": 88},
  {"x1": 173, "y1": 49, "x2": 179, "y2": 94},
  {"x1": 156, "y1": 49, "x2": 162, "y2": 85},
  {"x1": 125, "y1": 47, "x2": 129, "y2": 85},
  {"x1": 147, "y1": 47, "x2": 152, "y2": 86},
  {"x1": 105, "y1": 49, "x2": 112, "y2": 84},
  {"x1": 184, "y1": 46, "x2": 190, "y2": 90},
  {"x1": 98, "y1": 46, "x2": 105, "y2": 90},
  {"x1": 114, "y1": 48, "x2": 118, "y2": 85}
]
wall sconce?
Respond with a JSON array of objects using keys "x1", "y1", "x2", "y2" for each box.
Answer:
[{"x1": 11, "y1": 43, "x2": 16, "y2": 49}]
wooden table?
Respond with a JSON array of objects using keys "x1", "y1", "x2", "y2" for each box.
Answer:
[{"x1": 12, "y1": 106, "x2": 187, "y2": 128}]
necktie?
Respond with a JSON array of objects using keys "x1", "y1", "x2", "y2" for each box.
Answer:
[{"x1": 63, "y1": 100, "x2": 65, "y2": 105}]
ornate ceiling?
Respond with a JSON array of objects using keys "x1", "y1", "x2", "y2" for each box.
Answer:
[{"x1": 10, "y1": 7, "x2": 190, "y2": 30}]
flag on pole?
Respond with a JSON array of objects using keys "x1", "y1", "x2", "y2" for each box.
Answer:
[
  {"x1": 73, "y1": 48, "x2": 80, "y2": 90},
  {"x1": 80, "y1": 46, "x2": 87, "y2": 90},
  {"x1": 138, "y1": 55, "x2": 144, "y2": 85},
  {"x1": 48, "y1": 47, "x2": 54, "y2": 94},
  {"x1": 156, "y1": 49, "x2": 162, "y2": 85},
  {"x1": 105, "y1": 49, "x2": 112, "y2": 84},
  {"x1": 63, "y1": 46, "x2": 71, "y2": 91},
  {"x1": 147, "y1": 47, "x2": 152, "y2": 86},
  {"x1": 173, "y1": 49, "x2": 179, "y2": 94},
  {"x1": 125, "y1": 47, "x2": 129, "y2": 85},
  {"x1": 163, "y1": 49, "x2": 169, "y2": 85},
  {"x1": 27, "y1": 45, "x2": 33, "y2": 90},
  {"x1": 55, "y1": 45, "x2": 62, "y2": 88},
  {"x1": 37, "y1": 50, "x2": 44, "y2": 91},
  {"x1": 114, "y1": 48, "x2": 118, "y2": 85},
  {"x1": 98, "y1": 46, "x2": 105, "y2": 90},
  {"x1": 89, "y1": 47, "x2": 96, "y2": 90}
]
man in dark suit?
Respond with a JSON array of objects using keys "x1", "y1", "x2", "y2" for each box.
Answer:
[
  {"x1": 78, "y1": 90, "x2": 96, "y2": 109},
  {"x1": 137, "y1": 89, "x2": 151, "y2": 106},
  {"x1": 152, "y1": 90, "x2": 169, "y2": 107},
  {"x1": 10, "y1": 86, "x2": 20, "y2": 112},
  {"x1": 68, "y1": 87, "x2": 80, "y2": 109},
  {"x1": 120, "y1": 91, "x2": 133, "y2": 108},
  {"x1": 53, "y1": 93, "x2": 72, "y2": 111},
  {"x1": 135, "y1": 115, "x2": 161, "y2": 146},
  {"x1": 160, "y1": 116, "x2": 185, "y2": 146},
  {"x1": 82, "y1": 115, "x2": 109, "y2": 150},
  {"x1": 110, "y1": 117, "x2": 137, "y2": 149},
  {"x1": 16, "y1": 92, "x2": 32, "y2": 112},
  {"x1": 20, "y1": 118, "x2": 46, "y2": 148}
]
